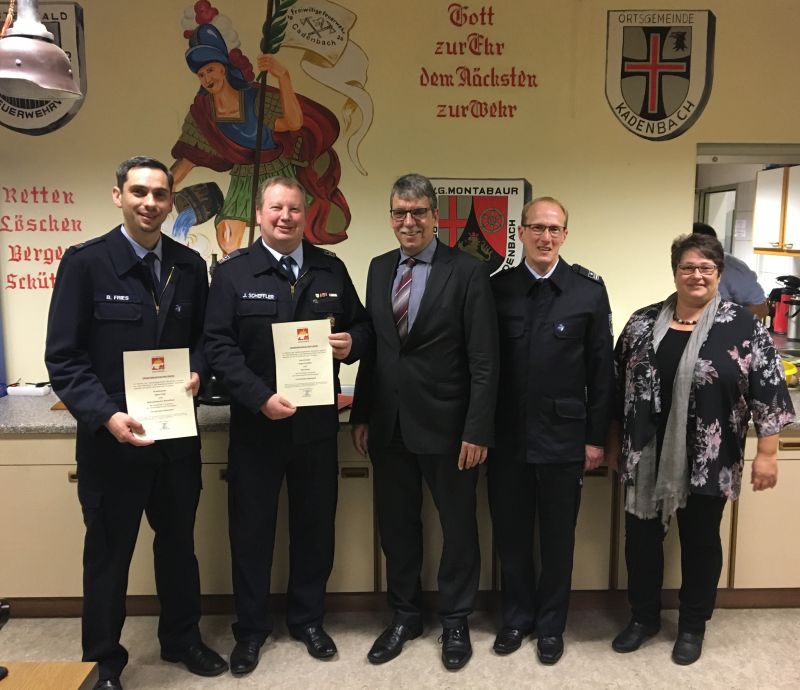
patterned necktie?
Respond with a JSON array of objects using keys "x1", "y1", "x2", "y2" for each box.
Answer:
[
  {"x1": 280, "y1": 255, "x2": 297, "y2": 283},
  {"x1": 393, "y1": 257, "x2": 416, "y2": 340},
  {"x1": 142, "y1": 252, "x2": 160, "y2": 301}
]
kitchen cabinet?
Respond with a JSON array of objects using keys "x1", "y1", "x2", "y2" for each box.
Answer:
[
  {"x1": 132, "y1": 431, "x2": 376, "y2": 595},
  {"x1": 0, "y1": 431, "x2": 375, "y2": 598},
  {"x1": 572, "y1": 471, "x2": 614, "y2": 590},
  {"x1": 0, "y1": 441, "x2": 84, "y2": 597},
  {"x1": 753, "y1": 166, "x2": 800, "y2": 255},
  {"x1": 732, "y1": 436, "x2": 800, "y2": 588},
  {"x1": 784, "y1": 166, "x2": 800, "y2": 250}
]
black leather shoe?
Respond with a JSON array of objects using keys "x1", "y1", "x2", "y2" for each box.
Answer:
[
  {"x1": 672, "y1": 631, "x2": 703, "y2": 665},
  {"x1": 161, "y1": 641, "x2": 228, "y2": 677},
  {"x1": 441, "y1": 623, "x2": 472, "y2": 671},
  {"x1": 93, "y1": 680, "x2": 122, "y2": 690},
  {"x1": 612, "y1": 620, "x2": 660, "y2": 653},
  {"x1": 493, "y1": 627, "x2": 529, "y2": 655},
  {"x1": 230, "y1": 639, "x2": 264, "y2": 676},
  {"x1": 537, "y1": 635, "x2": 564, "y2": 665},
  {"x1": 291, "y1": 625, "x2": 337, "y2": 659},
  {"x1": 367, "y1": 622, "x2": 423, "y2": 664}
]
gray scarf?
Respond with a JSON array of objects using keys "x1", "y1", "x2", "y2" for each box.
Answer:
[{"x1": 625, "y1": 291, "x2": 721, "y2": 528}]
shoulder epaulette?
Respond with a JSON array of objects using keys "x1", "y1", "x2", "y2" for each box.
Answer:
[
  {"x1": 219, "y1": 248, "x2": 246, "y2": 263},
  {"x1": 572, "y1": 263, "x2": 604, "y2": 285},
  {"x1": 70, "y1": 236, "x2": 105, "y2": 252},
  {"x1": 320, "y1": 248, "x2": 337, "y2": 257}
]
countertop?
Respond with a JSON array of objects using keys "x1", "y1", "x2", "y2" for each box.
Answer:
[
  {"x1": 2, "y1": 390, "x2": 800, "y2": 435},
  {"x1": 0, "y1": 393, "x2": 231, "y2": 434}
]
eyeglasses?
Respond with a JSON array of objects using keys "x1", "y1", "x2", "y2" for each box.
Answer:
[
  {"x1": 677, "y1": 264, "x2": 718, "y2": 276},
  {"x1": 520, "y1": 223, "x2": 566, "y2": 237},
  {"x1": 390, "y1": 207, "x2": 430, "y2": 222}
]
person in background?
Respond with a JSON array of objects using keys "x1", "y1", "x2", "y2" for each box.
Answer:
[
  {"x1": 488, "y1": 196, "x2": 614, "y2": 665},
  {"x1": 203, "y1": 177, "x2": 370, "y2": 675},
  {"x1": 351, "y1": 173, "x2": 499, "y2": 671},
  {"x1": 692, "y1": 222, "x2": 768, "y2": 319},
  {"x1": 45, "y1": 156, "x2": 227, "y2": 690},
  {"x1": 607, "y1": 232, "x2": 794, "y2": 665}
]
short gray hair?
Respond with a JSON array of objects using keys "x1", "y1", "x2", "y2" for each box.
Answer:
[{"x1": 390, "y1": 173, "x2": 438, "y2": 211}]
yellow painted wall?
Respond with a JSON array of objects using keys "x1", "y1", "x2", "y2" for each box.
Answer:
[{"x1": 1, "y1": 0, "x2": 799, "y2": 383}]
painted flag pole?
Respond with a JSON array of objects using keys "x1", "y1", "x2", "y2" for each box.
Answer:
[{"x1": 247, "y1": 0, "x2": 276, "y2": 246}]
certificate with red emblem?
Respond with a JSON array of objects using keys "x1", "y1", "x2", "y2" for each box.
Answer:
[
  {"x1": 272, "y1": 320, "x2": 334, "y2": 407},
  {"x1": 123, "y1": 347, "x2": 197, "y2": 440}
]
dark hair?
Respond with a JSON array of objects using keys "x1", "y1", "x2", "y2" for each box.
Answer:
[
  {"x1": 116, "y1": 156, "x2": 173, "y2": 191},
  {"x1": 257, "y1": 176, "x2": 308, "y2": 209},
  {"x1": 390, "y1": 173, "x2": 438, "y2": 211},
  {"x1": 692, "y1": 221, "x2": 717, "y2": 238},
  {"x1": 670, "y1": 233, "x2": 725, "y2": 274},
  {"x1": 521, "y1": 196, "x2": 569, "y2": 227}
]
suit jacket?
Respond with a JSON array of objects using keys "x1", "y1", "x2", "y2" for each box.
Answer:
[
  {"x1": 491, "y1": 257, "x2": 614, "y2": 463},
  {"x1": 351, "y1": 240, "x2": 499, "y2": 456},
  {"x1": 204, "y1": 239, "x2": 371, "y2": 445},
  {"x1": 45, "y1": 226, "x2": 209, "y2": 463}
]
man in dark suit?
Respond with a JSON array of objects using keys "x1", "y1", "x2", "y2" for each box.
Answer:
[
  {"x1": 351, "y1": 173, "x2": 499, "y2": 671},
  {"x1": 489, "y1": 196, "x2": 614, "y2": 665},
  {"x1": 203, "y1": 177, "x2": 370, "y2": 675},
  {"x1": 45, "y1": 156, "x2": 227, "y2": 690}
]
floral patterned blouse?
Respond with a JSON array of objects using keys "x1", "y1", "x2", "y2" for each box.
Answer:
[{"x1": 614, "y1": 299, "x2": 795, "y2": 500}]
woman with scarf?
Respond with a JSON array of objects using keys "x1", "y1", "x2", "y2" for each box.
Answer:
[{"x1": 607, "y1": 232, "x2": 794, "y2": 665}]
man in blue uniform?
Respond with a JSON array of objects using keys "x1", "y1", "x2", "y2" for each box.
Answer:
[
  {"x1": 489, "y1": 196, "x2": 614, "y2": 665},
  {"x1": 203, "y1": 177, "x2": 370, "y2": 675},
  {"x1": 45, "y1": 156, "x2": 227, "y2": 690}
]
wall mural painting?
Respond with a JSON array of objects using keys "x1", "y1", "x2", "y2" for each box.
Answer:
[{"x1": 168, "y1": 0, "x2": 373, "y2": 259}]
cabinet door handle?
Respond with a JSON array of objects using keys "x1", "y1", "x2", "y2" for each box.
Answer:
[
  {"x1": 771, "y1": 241, "x2": 781, "y2": 247},
  {"x1": 785, "y1": 243, "x2": 794, "y2": 249},
  {"x1": 219, "y1": 468, "x2": 228, "y2": 482},
  {"x1": 779, "y1": 439, "x2": 800, "y2": 450},
  {"x1": 340, "y1": 466, "x2": 369, "y2": 479},
  {"x1": 67, "y1": 470, "x2": 78, "y2": 483}
]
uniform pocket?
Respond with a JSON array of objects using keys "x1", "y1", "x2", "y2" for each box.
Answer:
[
  {"x1": 312, "y1": 298, "x2": 344, "y2": 315},
  {"x1": 77, "y1": 484, "x2": 108, "y2": 554},
  {"x1": 93, "y1": 301, "x2": 142, "y2": 321},
  {"x1": 552, "y1": 316, "x2": 587, "y2": 339},
  {"x1": 172, "y1": 302, "x2": 193, "y2": 319},
  {"x1": 554, "y1": 398, "x2": 587, "y2": 420},
  {"x1": 236, "y1": 299, "x2": 277, "y2": 317}
]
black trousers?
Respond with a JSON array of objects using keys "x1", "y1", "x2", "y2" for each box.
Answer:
[
  {"x1": 488, "y1": 458, "x2": 583, "y2": 637},
  {"x1": 370, "y1": 426, "x2": 480, "y2": 628},
  {"x1": 227, "y1": 426, "x2": 338, "y2": 643},
  {"x1": 624, "y1": 492, "x2": 727, "y2": 635},
  {"x1": 77, "y1": 450, "x2": 202, "y2": 681}
]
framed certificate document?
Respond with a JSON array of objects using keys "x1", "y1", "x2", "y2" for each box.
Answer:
[
  {"x1": 272, "y1": 319, "x2": 334, "y2": 407},
  {"x1": 122, "y1": 348, "x2": 197, "y2": 441}
]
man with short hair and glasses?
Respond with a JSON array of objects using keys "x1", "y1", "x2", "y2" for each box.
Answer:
[
  {"x1": 488, "y1": 196, "x2": 615, "y2": 665},
  {"x1": 351, "y1": 173, "x2": 499, "y2": 671}
]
